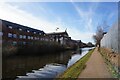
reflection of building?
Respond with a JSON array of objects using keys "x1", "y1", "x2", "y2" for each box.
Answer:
[{"x1": 1, "y1": 19, "x2": 45, "y2": 46}]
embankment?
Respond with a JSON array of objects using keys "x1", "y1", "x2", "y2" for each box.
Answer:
[
  {"x1": 57, "y1": 48, "x2": 95, "y2": 80},
  {"x1": 100, "y1": 48, "x2": 120, "y2": 78}
]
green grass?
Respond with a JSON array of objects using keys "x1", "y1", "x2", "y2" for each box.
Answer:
[{"x1": 57, "y1": 48, "x2": 95, "y2": 80}]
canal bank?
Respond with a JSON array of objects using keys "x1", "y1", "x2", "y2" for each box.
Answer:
[
  {"x1": 100, "y1": 48, "x2": 119, "y2": 78},
  {"x1": 57, "y1": 48, "x2": 95, "y2": 79}
]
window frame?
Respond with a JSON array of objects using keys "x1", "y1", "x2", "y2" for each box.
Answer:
[
  {"x1": 8, "y1": 26, "x2": 12, "y2": 29},
  {"x1": 19, "y1": 35, "x2": 23, "y2": 39},
  {"x1": 13, "y1": 34, "x2": 17, "y2": 38},
  {"x1": 8, "y1": 33, "x2": 12, "y2": 38}
]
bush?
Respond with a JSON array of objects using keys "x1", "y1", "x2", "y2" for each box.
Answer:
[
  {"x1": 2, "y1": 45, "x2": 18, "y2": 56},
  {"x1": 3, "y1": 41, "x2": 71, "y2": 56}
]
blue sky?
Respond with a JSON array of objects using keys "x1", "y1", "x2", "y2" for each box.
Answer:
[{"x1": 0, "y1": 2, "x2": 118, "y2": 43}]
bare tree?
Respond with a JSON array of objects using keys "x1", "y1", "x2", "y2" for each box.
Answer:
[
  {"x1": 93, "y1": 26, "x2": 104, "y2": 48},
  {"x1": 93, "y1": 22, "x2": 109, "y2": 51},
  {"x1": 93, "y1": 21, "x2": 110, "y2": 50}
]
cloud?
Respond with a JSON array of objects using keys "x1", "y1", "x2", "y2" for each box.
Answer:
[
  {"x1": 70, "y1": 1, "x2": 95, "y2": 32},
  {"x1": 0, "y1": 0, "x2": 119, "y2": 2},
  {"x1": 67, "y1": 27, "x2": 94, "y2": 43},
  {"x1": 0, "y1": 2, "x2": 94, "y2": 43},
  {"x1": 69, "y1": 1, "x2": 97, "y2": 42},
  {"x1": 0, "y1": 2, "x2": 65, "y2": 32},
  {"x1": 107, "y1": 12, "x2": 117, "y2": 22}
]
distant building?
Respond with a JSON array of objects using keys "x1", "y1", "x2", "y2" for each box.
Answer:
[
  {"x1": 1, "y1": 19, "x2": 45, "y2": 46},
  {"x1": 46, "y1": 31, "x2": 71, "y2": 45},
  {"x1": 78, "y1": 40, "x2": 87, "y2": 48},
  {"x1": 87, "y1": 42, "x2": 95, "y2": 47},
  {"x1": 46, "y1": 31, "x2": 79, "y2": 50}
]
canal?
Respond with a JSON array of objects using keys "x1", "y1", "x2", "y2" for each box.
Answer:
[{"x1": 2, "y1": 48, "x2": 92, "y2": 79}]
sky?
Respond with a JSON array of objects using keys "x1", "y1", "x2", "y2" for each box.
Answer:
[{"x1": 0, "y1": 1, "x2": 118, "y2": 43}]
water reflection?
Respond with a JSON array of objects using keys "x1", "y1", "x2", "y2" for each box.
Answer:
[
  {"x1": 3, "y1": 48, "x2": 93, "y2": 79},
  {"x1": 67, "y1": 48, "x2": 90, "y2": 67},
  {"x1": 3, "y1": 51, "x2": 73, "y2": 79},
  {"x1": 16, "y1": 63, "x2": 66, "y2": 80}
]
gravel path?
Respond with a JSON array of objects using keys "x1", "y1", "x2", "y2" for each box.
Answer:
[{"x1": 78, "y1": 47, "x2": 112, "y2": 78}]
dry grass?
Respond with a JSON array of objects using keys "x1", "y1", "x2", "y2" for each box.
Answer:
[{"x1": 100, "y1": 48, "x2": 120, "y2": 78}]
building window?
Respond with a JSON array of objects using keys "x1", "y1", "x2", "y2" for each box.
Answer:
[
  {"x1": 34, "y1": 32, "x2": 36, "y2": 34},
  {"x1": 18, "y1": 41, "x2": 23, "y2": 45},
  {"x1": 35, "y1": 37, "x2": 37, "y2": 40},
  {"x1": 31, "y1": 36, "x2": 33, "y2": 39},
  {"x1": 28, "y1": 36, "x2": 31, "y2": 39},
  {"x1": 23, "y1": 42, "x2": 26, "y2": 45},
  {"x1": 8, "y1": 26, "x2": 12, "y2": 29},
  {"x1": 0, "y1": 32, "x2": 3, "y2": 36},
  {"x1": 19, "y1": 28, "x2": 22, "y2": 31},
  {"x1": 27, "y1": 30, "x2": 30, "y2": 32},
  {"x1": 19, "y1": 35, "x2": 22, "y2": 39},
  {"x1": 23, "y1": 35, "x2": 26, "y2": 39},
  {"x1": 39, "y1": 33, "x2": 41, "y2": 35},
  {"x1": 8, "y1": 33, "x2": 12, "y2": 38},
  {"x1": 42, "y1": 38, "x2": 44, "y2": 40},
  {"x1": 13, "y1": 34, "x2": 17, "y2": 38},
  {"x1": 37, "y1": 37, "x2": 39, "y2": 40},
  {"x1": 13, "y1": 41, "x2": 17, "y2": 46}
]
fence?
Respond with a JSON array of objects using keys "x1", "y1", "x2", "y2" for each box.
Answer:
[
  {"x1": 101, "y1": 21, "x2": 119, "y2": 53},
  {"x1": 0, "y1": 19, "x2": 2, "y2": 80}
]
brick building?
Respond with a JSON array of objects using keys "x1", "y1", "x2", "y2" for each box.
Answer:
[
  {"x1": 1, "y1": 19, "x2": 79, "y2": 49},
  {"x1": 46, "y1": 31, "x2": 71, "y2": 45},
  {"x1": 1, "y1": 19, "x2": 45, "y2": 46}
]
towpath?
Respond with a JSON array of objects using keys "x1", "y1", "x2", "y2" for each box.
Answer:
[{"x1": 78, "y1": 47, "x2": 112, "y2": 78}]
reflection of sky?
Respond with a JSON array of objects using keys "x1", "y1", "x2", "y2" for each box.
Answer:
[
  {"x1": 81, "y1": 47, "x2": 94, "y2": 52},
  {"x1": 67, "y1": 48, "x2": 90, "y2": 67},
  {"x1": 67, "y1": 54, "x2": 82, "y2": 67},
  {"x1": 18, "y1": 64, "x2": 66, "y2": 79}
]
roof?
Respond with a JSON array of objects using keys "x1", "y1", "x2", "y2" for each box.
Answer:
[
  {"x1": 2, "y1": 19, "x2": 45, "y2": 34},
  {"x1": 46, "y1": 31, "x2": 68, "y2": 36}
]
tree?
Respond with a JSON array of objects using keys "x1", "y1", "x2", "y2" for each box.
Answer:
[
  {"x1": 93, "y1": 21, "x2": 110, "y2": 51},
  {"x1": 93, "y1": 25, "x2": 107, "y2": 51}
]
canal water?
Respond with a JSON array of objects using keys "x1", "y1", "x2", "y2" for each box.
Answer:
[{"x1": 2, "y1": 48, "x2": 93, "y2": 79}]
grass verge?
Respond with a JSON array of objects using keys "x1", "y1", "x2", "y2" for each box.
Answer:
[
  {"x1": 100, "y1": 48, "x2": 120, "y2": 78},
  {"x1": 57, "y1": 48, "x2": 95, "y2": 80}
]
